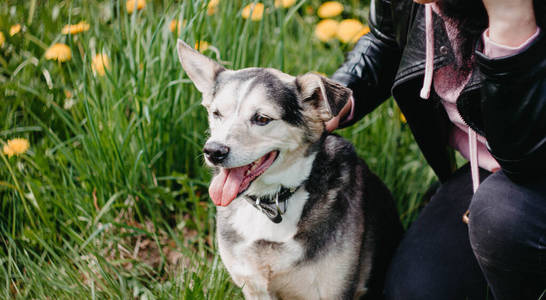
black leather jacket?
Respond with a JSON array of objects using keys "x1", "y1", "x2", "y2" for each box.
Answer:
[{"x1": 332, "y1": 0, "x2": 546, "y2": 183}]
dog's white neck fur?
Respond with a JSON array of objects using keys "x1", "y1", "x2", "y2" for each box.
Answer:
[{"x1": 226, "y1": 151, "x2": 316, "y2": 237}]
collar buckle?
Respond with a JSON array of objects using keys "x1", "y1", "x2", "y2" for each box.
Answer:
[{"x1": 245, "y1": 186, "x2": 299, "y2": 224}]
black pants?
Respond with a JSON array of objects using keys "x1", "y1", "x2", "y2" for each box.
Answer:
[{"x1": 384, "y1": 165, "x2": 546, "y2": 300}]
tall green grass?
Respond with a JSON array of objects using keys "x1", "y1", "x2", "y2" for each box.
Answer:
[{"x1": 0, "y1": 0, "x2": 434, "y2": 298}]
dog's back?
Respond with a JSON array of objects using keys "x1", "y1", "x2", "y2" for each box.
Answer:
[{"x1": 301, "y1": 134, "x2": 403, "y2": 299}]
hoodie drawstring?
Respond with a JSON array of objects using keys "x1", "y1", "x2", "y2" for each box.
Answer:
[
  {"x1": 468, "y1": 128, "x2": 480, "y2": 193},
  {"x1": 420, "y1": 3, "x2": 434, "y2": 100},
  {"x1": 464, "y1": 128, "x2": 479, "y2": 224},
  {"x1": 420, "y1": 3, "x2": 480, "y2": 193}
]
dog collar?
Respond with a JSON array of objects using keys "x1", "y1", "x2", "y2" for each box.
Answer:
[{"x1": 245, "y1": 186, "x2": 299, "y2": 224}]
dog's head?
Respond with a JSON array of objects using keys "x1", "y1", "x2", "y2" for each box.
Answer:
[{"x1": 177, "y1": 40, "x2": 351, "y2": 206}]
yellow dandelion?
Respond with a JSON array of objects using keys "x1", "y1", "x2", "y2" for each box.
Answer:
[
  {"x1": 400, "y1": 112, "x2": 407, "y2": 123},
  {"x1": 0, "y1": 32, "x2": 5, "y2": 48},
  {"x1": 3, "y1": 138, "x2": 30, "y2": 157},
  {"x1": 45, "y1": 43, "x2": 72, "y2": 62},
  {"x1": 91, "y1": 53, "x2": 110, "y2": 76},
  {"x1": 336, "y1": 19, "x2": 365, "y2": 43},
  {"x1": 126, "y1": 0, "x2": 146, "y2": 13},
  {"x1": 92, "y1": 54, "x2": 110, "y2": 75},
  {"x1": 315, "y1": 19, "x2": 339, "y2": 42},
  {"x1": 194, "y1": 41, "x2": 209, "y2": 52},
  {"x1": 169, "y1": 20, "x2": 183, "y2": 33},
  {"x1": 242, "y1": 3, "x2": 265, "y2": 21},
  {"x1": 350, "y1": 25, "x2": 370, "y2": 43},
  {"x1": 9, "y1": 24, "x2": 21, "y2": 36},
  {"x1": 274, "y1": 0, "x2": 296, "y2": 8},
  {"x1": 317, "y1": 1, "x2": 343, "y2": 18},
  {"x1": 62, "y1": 21, "x2": 90, "y2": 35},
  {"x1": 207, "y1": 0, "x2": 220, "y2": 15}
]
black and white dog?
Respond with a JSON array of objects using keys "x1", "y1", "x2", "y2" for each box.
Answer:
[{"x1": 177, "y1": 40, "x2": 403, "y2": 299}]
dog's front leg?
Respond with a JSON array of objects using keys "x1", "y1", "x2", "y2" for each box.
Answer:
[
  {"x1": 233, "y1": 273, "x2": 277, "y2": 300},
  {"x1": 241, "y1": 282, "x2": 278, "y2": 300}
]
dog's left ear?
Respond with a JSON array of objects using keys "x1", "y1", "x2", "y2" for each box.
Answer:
[
  {"x1": 176, "y1": 39, "x2": 225, "y2": 95},
  {"x1": 296, "y1": 73, "x2": 352, "y2": 121}
]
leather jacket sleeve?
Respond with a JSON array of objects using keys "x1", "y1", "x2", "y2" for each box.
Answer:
[
  {"x1": 331, "y1": 0, "x2": 403, "y2": 127},
  {"x1": 476, "y1": 30, "x2": 546, "y2": 182}
]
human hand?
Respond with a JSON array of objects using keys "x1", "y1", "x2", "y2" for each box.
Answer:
[
  {"x1": 482, "y1": 0, "x2": 537, "y2": 47},
  {"x1": 325, "y1": 96, "x2": 353, "y2": 132}
]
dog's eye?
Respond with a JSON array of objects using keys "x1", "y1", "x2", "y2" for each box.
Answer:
[
  {"x1": 212, "y1": 110, "x2": 222, "y2": 118},
  {"x1": 252, "y1": 114, "x2": 273, "y2": 126}
]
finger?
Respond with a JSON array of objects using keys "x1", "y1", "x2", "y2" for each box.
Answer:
[{"x1": 325, "y1": 116, "x2": 340, "y2": 132}]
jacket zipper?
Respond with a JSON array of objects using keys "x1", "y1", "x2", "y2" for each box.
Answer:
[{"x1": 456, "y1": 82, "x2": 484, "y2": 135}]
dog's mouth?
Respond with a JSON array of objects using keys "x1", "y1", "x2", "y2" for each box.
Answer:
[{"x1": 209, "y1": 150, "x2": 279, "y2": 206}]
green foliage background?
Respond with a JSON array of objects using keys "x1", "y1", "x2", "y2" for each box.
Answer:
[{"x1": 0, "y1": 0, "x2": 435, "y2": 298}]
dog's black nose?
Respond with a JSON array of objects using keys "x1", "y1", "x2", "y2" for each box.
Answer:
[{"x1": 203, "y1": 142, "x2": 230, "y2": 164}]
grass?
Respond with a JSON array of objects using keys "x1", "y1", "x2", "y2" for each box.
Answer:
[{"x1": 0, "y1": 0, "x2": 435, "y2": 298}]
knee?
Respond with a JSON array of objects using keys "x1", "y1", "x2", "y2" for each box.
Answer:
[
  {"x1": 467, "y1": 172, "x2": 540, "y2": 263},
  {"x1": 469, "y1": 185, "x2": 515, "y2": 244}
]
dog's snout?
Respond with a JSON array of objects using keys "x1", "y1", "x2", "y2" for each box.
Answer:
[{"x1": 204, "y1": 142, "x2": 230, "y2": 164}]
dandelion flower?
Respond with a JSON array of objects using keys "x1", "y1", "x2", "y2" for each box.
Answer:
[
  {"x1": 400, "y1": 112, "x2": 407, "y2": 123},
  {"x1": 45, "y1": 43, "x2": 72, "y2": 62},
  {"x1": 62, "y1": 21, "x2": 90, "y2": 35},
  {"x1": 336, "y1": 19, "x2": 365, "y2": 43},
  {"x1": 275, "y1": 0, "x2": 296, "y2": 8},
  {"x1": 315, "y1": 19, "x2": 338, "y2": 42},
  {"x1": 91, "y1": 53, "x2": 110, "y2": 76},
  {"x1": 350, "y1": 25, "x2": 370, "y2": 43},
  {"x1": 317, "y1": 1, "x2": 343, "y2": 18},
  {"x1": 0, "y1": 32, "x2": 5, "y2": 47},
  {"x1": 242, "y1": 3, "x2": 265, "y2": 21},
  {"x1": 207, "y1": 0, "x2": 219, "y2": 15},
  {"x1": 169, "y1": 20, "x2": 183, "y2": 33},
  {"x1": 3, "y1": 138, "x2": 30, "y2": 157},
  {"x1": 194, "y1": 41, "x2": 209, "y2": 52},
  {"x1": 126, "y1": 0, "x2": 146, "y2": 13},
  {"x1": 9, "y1": 24, "x2": 21, "y2": 36}
]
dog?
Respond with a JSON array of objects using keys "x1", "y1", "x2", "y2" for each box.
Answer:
[{"x1": 176, "y1": 39, "x2": 403, "y2": 299}]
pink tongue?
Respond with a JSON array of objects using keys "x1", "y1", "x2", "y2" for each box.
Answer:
[{"x1": 209, "y1": 166, "x2": 248, "y2": 206}]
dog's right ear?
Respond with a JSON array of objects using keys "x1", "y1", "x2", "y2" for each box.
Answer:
[
  {"x1": 177, "y1": 39, "x2": 225, "y2": 95},
  {"x1": 296, "y1": 73, "x2": 352, "y2": 122}
]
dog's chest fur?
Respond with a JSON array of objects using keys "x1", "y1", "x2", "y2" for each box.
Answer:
[{"x1": 217, "y1": 189, "x2": 359, "y2": 299}]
